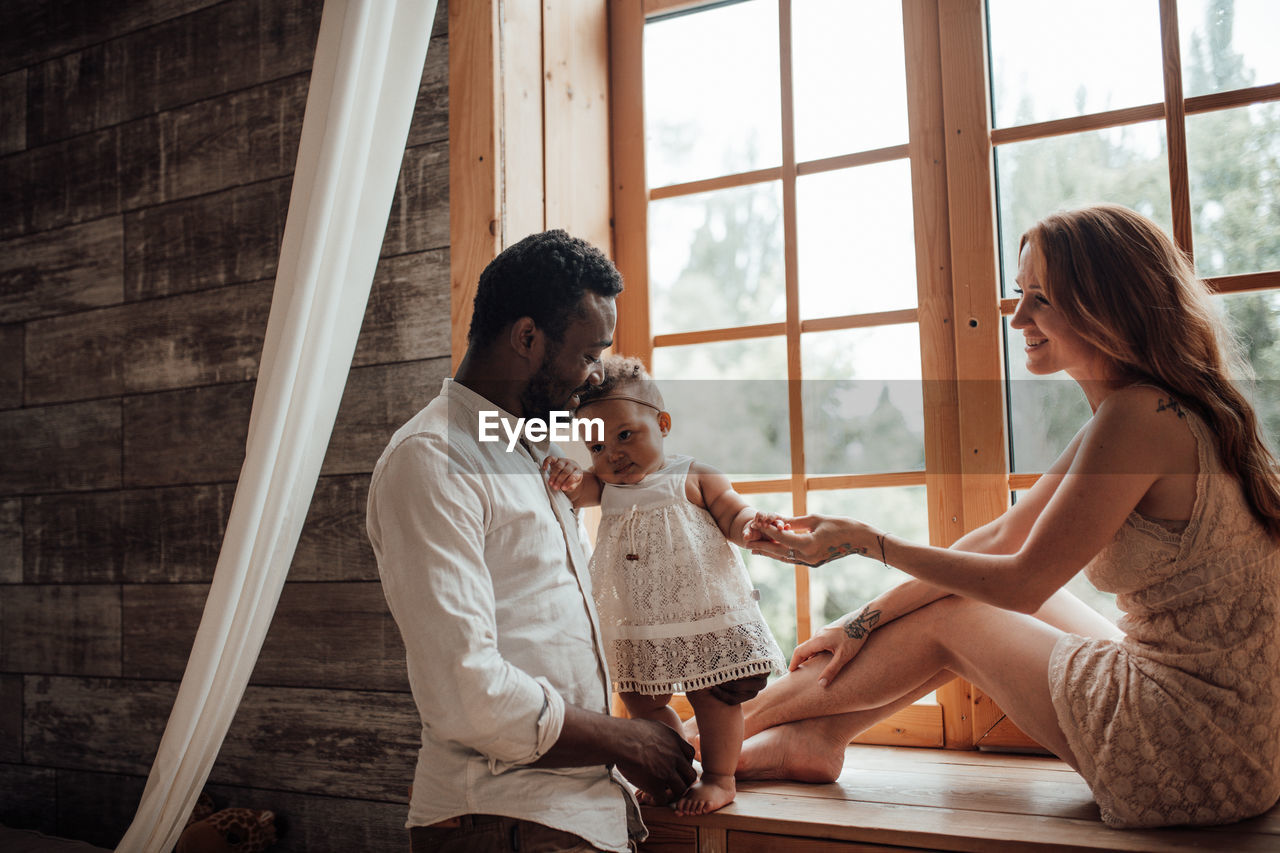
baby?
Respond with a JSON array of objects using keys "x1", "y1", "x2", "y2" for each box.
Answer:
[{"x1": 541, "y1": 355, "x2": 786, "y2": 815}]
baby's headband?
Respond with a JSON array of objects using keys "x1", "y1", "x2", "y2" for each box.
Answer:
[{"x1": 575, "y1": 393, "x2": 662, "y2": 413}]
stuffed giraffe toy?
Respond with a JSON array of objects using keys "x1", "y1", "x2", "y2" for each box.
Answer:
[{"x1": 174, "y1": 791, "x2": 279, "y2": 853}]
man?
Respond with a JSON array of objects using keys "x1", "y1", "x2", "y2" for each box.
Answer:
[{"x1": 368, "y1": 231, "x2": 711, "y2": 852}]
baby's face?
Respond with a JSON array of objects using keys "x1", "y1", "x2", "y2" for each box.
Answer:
[{"x1": 580, "y1": 397, "x2": 668, "y2": 485}]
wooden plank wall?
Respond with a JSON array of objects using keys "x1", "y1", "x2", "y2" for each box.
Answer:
[{"x1": 0, "y1": 1, "x2": 451, "y2": 849}]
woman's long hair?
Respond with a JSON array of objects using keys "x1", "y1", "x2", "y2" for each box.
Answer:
[{"x1": 1022, "y1": 203, "x2": 1280, "y2": 540}]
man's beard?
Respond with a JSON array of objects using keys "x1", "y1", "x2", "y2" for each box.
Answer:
[{"x1": 521, "y1": 346, "x2": 581, "y2": 421}]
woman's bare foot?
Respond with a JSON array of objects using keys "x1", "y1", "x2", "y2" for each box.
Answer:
[
  {"x1": 736, "y1": 719, "x2": 848, "y2": 783},
  {"x1": 673, "y1": 772, "x2": 736, "y2": 816}
]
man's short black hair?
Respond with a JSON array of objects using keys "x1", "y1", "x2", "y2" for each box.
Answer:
[{"x1": 467, "y1": 229, "x2": 624, "y2": 347}]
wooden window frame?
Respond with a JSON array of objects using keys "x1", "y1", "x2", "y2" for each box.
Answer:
[{"x1": 606, "y1": 0, "x2": 1280, "y2": 750}]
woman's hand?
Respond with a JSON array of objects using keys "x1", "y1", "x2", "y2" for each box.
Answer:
[
  {"x1": 791, "y1": 605, "x2": 883, "y2": 688},
  {"x1": 750, "y1": 514, "x2": 880, "y2": 568}
]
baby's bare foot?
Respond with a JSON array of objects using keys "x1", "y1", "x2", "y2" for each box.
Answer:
[{"x1": 673, "y1": 773, "x2": 736, "y2": 816}]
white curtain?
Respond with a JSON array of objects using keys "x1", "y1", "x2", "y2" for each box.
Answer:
[{"x1": 116, "y1": 2, "x2": 438, "y2": 850}]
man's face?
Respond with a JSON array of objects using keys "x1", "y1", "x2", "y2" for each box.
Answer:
[{"x1": 521, "y1": 292, "x2": 616, "y2": 420}]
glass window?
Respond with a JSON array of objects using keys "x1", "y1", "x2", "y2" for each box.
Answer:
[
  {"x1": 1187, "y1": 104, "x2": 1280, "y2": 277},
  {"x1": 792, "y1": 0, "x2": 908, "y2": 161},
  {"x1": 1179, "y1": 0, "x2": 1280, "y2": 97},
  {"x1": 797, "y1": 161, "x2": 918, "y2": 319},
  {"x1": 648, "y1": 183, "x2": 786, "y2": 336},
  {"x1": 643, "y1": 0, "x2": 781, "y2": 188},
  {"x1": 987, "y1": 0, "x2": 1164, "y2": 129},
  {"x1": 801, "y1": 326, "x2": 925, "y2": 476}
]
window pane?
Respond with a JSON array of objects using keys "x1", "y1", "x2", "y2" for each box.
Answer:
[
  {"x1": 797, "y1": 161, "x2": 917, "y2": 319},
  {"x1": 736, "y1": 492, "x2": 799, "y2": 659},
  {"x1": 1004, "y1": 319, "x2": 1091, "y2": 474},
  {"x1": 1179, "y1": 0, "x2": 1280, "y2": 98},
  {"x1": 801, "y1": 327, "x2": 925, "y2": 475},
  {"x1": 806, "y1": 487, "x2": 924, "y2": 629},
  {"x1": 648, "y1": 183, "x2": 785, "y2": 335},
  {"x1": 987, "y1": 0, "x2": 1164, "y2": 129},
  {"x1": 1187, "y1": 104, "x2": 1280, "y2": 277},
  {"x1": 652, "y1": 338, "x2": 790, "y2": 479},
  {"x1": 994, "y1": 122, "x2": 1171, "y2": 297},
  {"x1": 644, "y1": 0, "x2": 781, "y2": 188},
  {"x1": 792, "y1": 0, "x2": 908, "y2": 161},
  {"x1": 1217, "y1": 291, "x2": 1280, "y2": 451}
]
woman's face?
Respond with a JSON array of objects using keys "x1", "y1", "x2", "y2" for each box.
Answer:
[
  {"x1": 581, "y1": 397, "x2": 669, "y2": 485},
  {"x1": 1009, "y1": 240, "x2": 1108, "y2": 380}
]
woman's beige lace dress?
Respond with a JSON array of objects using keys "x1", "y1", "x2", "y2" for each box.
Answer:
[
  {"x1": 1049, "y1": 410, "x2": 1280, "y2": 828},
  {"x1": 590, "y1": 455, "x2": 785, "y2": 695}
]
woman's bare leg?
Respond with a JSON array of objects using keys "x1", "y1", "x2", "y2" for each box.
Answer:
[
  {"x1": 740, "y1": 587, "x2": 1115, "y2": 741},
  {"x1": 673, "y1": 689, "x2": 741, "y2": 815},
  {"x1": 732, "y1": 595, "x2": 1084, "y2": 780},
  {"x1": 737, "y1": 667, "x2": 954, "y2": 781},
  {"x1": 1033, "y1": 587, "x2": 1121, "y2": 639}
]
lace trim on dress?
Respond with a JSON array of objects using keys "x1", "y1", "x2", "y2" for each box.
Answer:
[
  {"x1": 1127, "y1": 510, "x2": 1187, "y2": 545},
  {"x1": 612, "y1": 660, "x2": 778, "y2": 695},
  {"x1": 607, "y1": 621, "x2": 785, "y2": 695}
]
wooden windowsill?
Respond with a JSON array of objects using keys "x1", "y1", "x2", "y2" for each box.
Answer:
[{"x1": 639, "y1": 745, "x2": 1280, "y2": 852}]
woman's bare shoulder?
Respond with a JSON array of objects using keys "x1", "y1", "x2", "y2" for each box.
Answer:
[
  {"x1": 1097, "y1": 384, "x2": 1194, "y2": 426},
  {"x1": 1090, "y1": 384, "x2": 1198, "y2": 471}
]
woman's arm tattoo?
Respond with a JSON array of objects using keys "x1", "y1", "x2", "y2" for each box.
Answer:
[
  {"x1": 1156, "y1": 397, "x2": 1185, "y2": 419},
  {"x1": 843, "y1": 606, "x2": 882, "y2": 639},
  {"x1": 803, "y1": 542, "x2": 869, "y2": 568}
]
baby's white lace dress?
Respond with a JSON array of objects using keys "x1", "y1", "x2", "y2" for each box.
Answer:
[{"x1": 590, "y1": 455, "x2": 785, "y2": 695}]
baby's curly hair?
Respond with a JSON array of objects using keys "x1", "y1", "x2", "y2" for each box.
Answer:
[{"x1": 575, "y1": 354, "x2": 665, "y2": 411}]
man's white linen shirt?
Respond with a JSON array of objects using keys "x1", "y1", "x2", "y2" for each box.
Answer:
[{"x1": 367, "y1": 378, "x2": 641, "y2": 852}]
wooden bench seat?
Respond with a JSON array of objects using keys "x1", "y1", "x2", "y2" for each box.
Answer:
[{"x1": 638, "y1": 745, "x2": 1280, "y2": 852}]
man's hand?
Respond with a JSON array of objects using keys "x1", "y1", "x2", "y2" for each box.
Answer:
[
  {"x1": 613, "y1": 718, "x2": 697, "y2": 804},
  {"x1": 706, "y1": 673, "x2": 767, "y2": 705},
  {"x1": 533, "y1": 705, "x2": 695, "y2": 804}
]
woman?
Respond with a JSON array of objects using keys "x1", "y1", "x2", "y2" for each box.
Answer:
[{"x1": 738, "y1": 204, "x2": 1280, "y2": 829}]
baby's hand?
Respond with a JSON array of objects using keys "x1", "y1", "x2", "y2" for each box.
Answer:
[
  {"x1": 541, "y1": 455, "x2": 585, "y2": 493},
  {"x1": 743, "y1": 511, "x2": 790, "y2": 543}
]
